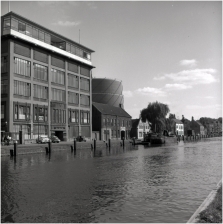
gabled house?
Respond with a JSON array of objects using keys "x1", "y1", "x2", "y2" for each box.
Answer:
[
  {"x1": 130, "y1": 119, "x2": 151, "y2": 140},
  {"x1": 92, "y1": 102, "x2": 132, "y2": 141},
  {"x1": 190, "y1": 117, "x2": 205, "y2": 135},
  {"x1": 171, "y1": 119, "x2": 184, "y2": 136}
]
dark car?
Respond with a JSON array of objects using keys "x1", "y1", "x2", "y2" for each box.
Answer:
[
  {"x1": 76, "y1": 136, "x2": 86, "y2": 142},
  {"x1": 50, "y1": 136, "x2": 60, "y2": 143}
]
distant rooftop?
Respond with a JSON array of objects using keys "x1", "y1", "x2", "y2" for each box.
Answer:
[{"x1": 93, "y1": 102, "x2": 131, "y2": 118}]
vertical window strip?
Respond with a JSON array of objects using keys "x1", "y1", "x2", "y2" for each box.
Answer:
[
  {"x1": 34, "y1": 63, "x2": 48, "y2": 81},
  {"x1": 14, "y1": 80, "x2": 31, "y2": 96},
  {"x1": 14, "y1": 57, "x2": 30, "y2": 77}
]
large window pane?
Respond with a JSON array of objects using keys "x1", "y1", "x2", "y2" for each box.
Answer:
[
  {"x1": 45, "y1": 33, "x2": 51, "y2": 44},
  {"x1": 39, "y1": 30, "x2": 44, "y2": 41},
  {"x1": 11, "y1": 18, "x2": 18, "y2": 30},
  {"x1": 3, "y1": 18, "x2": 10, "y2": 30},
  {"x1": 51, "y1": 68, "x2": 65, "y2": 85},
  {"x1": 18, "y1": 21, "x2": 26, "y2": 34},
  {"x1": 32, "y1": 27, "x2": 38, "y2": 39},
  {"x1": 26, "y1": 24, "x2": 32, "y2": 36},
  {"x1": 34, "y1": 63, "x2": 48, "y2": 81},
  {"x1": 14, "y1": 57, "x2": 31, "y2": 77}
]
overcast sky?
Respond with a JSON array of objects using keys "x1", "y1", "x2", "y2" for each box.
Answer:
[{"x1": 1, "y1": 1, "x2": 222, "y2": 120}]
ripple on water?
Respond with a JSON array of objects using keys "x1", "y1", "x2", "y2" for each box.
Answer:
[{"x1": 1, "y1": 138, "x2": 222, "y2": 223}]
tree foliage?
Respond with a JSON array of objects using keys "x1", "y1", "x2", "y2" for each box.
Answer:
[{"x1": 140, "y1": 101, "x2": 170, "y2": 132}]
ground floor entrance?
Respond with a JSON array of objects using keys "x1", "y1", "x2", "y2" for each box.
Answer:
[
  {"x1": 55, "y1": 131, "x2": 64, "y2": 141},
  {"x1": 121, "y1": 130, "x2": 125, "y2": 140}
]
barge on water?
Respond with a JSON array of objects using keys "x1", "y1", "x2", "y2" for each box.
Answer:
[{"x1": 132, "y1": 133, "x2": 165, "y2": 145}]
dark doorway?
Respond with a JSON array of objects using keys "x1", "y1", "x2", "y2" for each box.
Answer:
[
  {"x1": 55, "y1": 131, "x2": 64, "y2": 141},
  {"x1": 121, "y1": 130, "x2": 125, "y2": 140}
]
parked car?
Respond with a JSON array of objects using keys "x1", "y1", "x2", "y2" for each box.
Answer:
[
  {"x1": 36, "y1": 135, "x2": 50, "y2": 143},
  {"x1": 50, "y1": 136, "x2": 60, "y2": 143},
  {"x1": 168, "y1": 132, "x2": 175, "y2": 137},
  {"x1": 76, "y1": 136, "x2": 86, "y2": 142}
]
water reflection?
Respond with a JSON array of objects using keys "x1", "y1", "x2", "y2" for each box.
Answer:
[{"x1": 1, "y1": 137, "x2": 222, "y2": 223}]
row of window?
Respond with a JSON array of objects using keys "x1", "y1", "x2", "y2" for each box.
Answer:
[
  {"x1": 111, "y1": 130, "x2": 131, "y2": 138},
  {"x1": 13, "y1": 103, "x2": 90, "y2": 124},
  {"x1": 12, "y1": 124, "x2": 91, "y2": 140},
  {"x1": 13, "y1": 80, "x2": 90, "y2": 106},
  {"x1": 10, "y1": 57, "x2": 90, "y2": 90},
  {"x1": 103, "y1": 118, "x2": 131, "y2": 127},
  {"x1": 3, "y1": 17, "x2": 91, "y2": 61}
]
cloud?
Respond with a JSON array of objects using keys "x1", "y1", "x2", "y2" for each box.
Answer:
[
  {"x1": 154, "y1": 68, "x2": 217, "y2": 85},
  {"x1": 205, "y1": 96, "x2": 215, "y2": 99},
  {"x1": 123, "y1": 90, "x2": 133, "y2": 98},
  {"x1": 136, "y1": 87, "x2": 166, "y2": 96},
  {"x1": 180, "y1": 59, "x2": 197, "y2": 67},
  {"x1": 164, "y1": 83, "x2": 192, "y2": 91},
  {"x1": 52, "y1": 21, "x2": 81, "y2": 27},
  {"x1": 87, "y1": 2, "x2": 97, "y2": 9},
  {"x1": 186, "y1": 104, "x2": 222, "y2": 110}
]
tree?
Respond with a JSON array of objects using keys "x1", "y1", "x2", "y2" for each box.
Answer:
[{"x1": 140, "y1": 101, "x2": 170, "y2": 133}]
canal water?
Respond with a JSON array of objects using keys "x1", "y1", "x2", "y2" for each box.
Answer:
[{"x1": 1, "y1": 137, "x2": 222, "y2": 223}]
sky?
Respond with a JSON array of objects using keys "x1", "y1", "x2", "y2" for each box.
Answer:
[{"x1": 1, "y1": 1, "x2": 222, "y2": 120}]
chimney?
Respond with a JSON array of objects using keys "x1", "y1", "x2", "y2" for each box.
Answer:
[
  {"x1": 119, "y1": 103, "x2": 123, "y2": 109},
  {"x1": 192, "y1": 116, "x2": 194, "y2": 121}
]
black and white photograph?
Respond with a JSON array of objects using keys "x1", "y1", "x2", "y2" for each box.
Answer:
[{"x1": 1, "y1": 1, "x2": 222, "y2": 223}]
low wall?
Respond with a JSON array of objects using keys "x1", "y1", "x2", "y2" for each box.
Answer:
[
  {"x1": 1, "y1": 139, "x2": 133, "y2": 157},
  {"x1": 187, "y1": 179, "x2": 222, "y2": 223}
]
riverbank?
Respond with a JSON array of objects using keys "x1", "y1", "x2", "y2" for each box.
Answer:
[
  {"x1": 1, "y1": 136, "x2": 220, "y2": 157},
  {"x1": 1, "y1": 139, "x2": 134, "y2": 156},
  {"x1": 197, "y1": 184, "x2": 222, "y2": 223},
  {"x1": 187, "y1": 180, "x2": 222, "y2": 223}
]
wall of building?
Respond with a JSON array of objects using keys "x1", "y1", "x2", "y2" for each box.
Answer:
[
  {"x1": 1, "y1": 37, "x2": 93, "y2": 141},
  {"x1": 92, "y1": 78, "x2": 124, "y2": 108}
]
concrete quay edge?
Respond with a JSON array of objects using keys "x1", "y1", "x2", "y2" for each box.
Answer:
[
  {"x1": 1, "y1": 140, "x2": 130, "y2": 156},
  {"x1": 187, "y1": 179, "x2": 222, "y2": 223}
]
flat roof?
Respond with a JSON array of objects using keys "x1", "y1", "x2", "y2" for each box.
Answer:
[{"x1": 2, "y1": 11, "x2": 95, "y2": 53}]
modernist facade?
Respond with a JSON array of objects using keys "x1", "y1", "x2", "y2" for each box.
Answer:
[
  {"x1": 92, "y1": 102, "x2": 131, "y2": 140},
  {"x1": 130, "y1": 119, "x2": 150, "y2": 140},
  {"x1": 1, "y1": 12, "x2": 95, "y2": 141}
]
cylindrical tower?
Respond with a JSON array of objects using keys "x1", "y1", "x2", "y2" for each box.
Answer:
[{"x1": 92, "y1": 78, "x2": 124, "y2": 108}]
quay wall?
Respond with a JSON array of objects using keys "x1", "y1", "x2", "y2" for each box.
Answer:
[
  {"x1": 1, "y1": 135, "x2": 218, "y2": 157},
  {"x1": 1, "y1": 140, "x2": 131, "y2": 157}
]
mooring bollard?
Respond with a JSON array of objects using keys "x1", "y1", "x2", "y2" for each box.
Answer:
[
  {"x1": 122, "y1": 138, "x2": 125, "y2": 149},
  {"x1": 48, "y1": 141, "x2": 52, "y2": 153},
  {"x1": 91, "y1": 144, "x2": 93, "y2": 151},
  {"x1": 182, "y1": 135, "x2": 184, "y2": 141},
  {"x1": 94, "y1": 139, "x2": 96, "y2": 152},
  {"x1": 133, "y1": 138, "x2": 135, "y2": 146},
  {"x1": 45, "y1": 147, "x2": 49, "y2": 154},
  {"x1": 14, "y1": 142, "x2": 17, "y2": 157},
  {"x1": 108, "y1": 139, "x2": 111, "y2": 150},
  {"x1": 74, "y1": 139, "x2": 76, "y2": 153},
  {"x1": 70, "y1": 145, "x2": 73, "y2": 152},
  {"x1": 10, "y1": 149, "x2": 14, "y2": 157}
]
